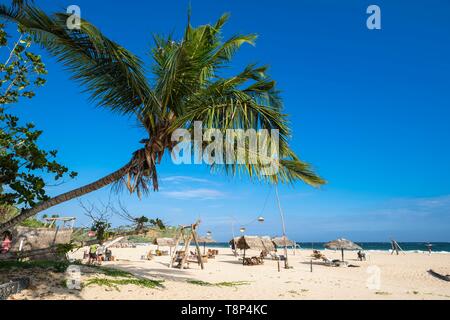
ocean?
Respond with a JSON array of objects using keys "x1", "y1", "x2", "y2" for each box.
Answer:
[{"x1": 203, "y1": 242, "x2": 450, "y2": 253}]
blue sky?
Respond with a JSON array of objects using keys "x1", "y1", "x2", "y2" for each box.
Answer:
[{"x1": 6, "y1": 0, "x2": 450, "y2": 241}]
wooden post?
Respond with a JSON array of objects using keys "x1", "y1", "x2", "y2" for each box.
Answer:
[
  {"x1": 275, "y1": 185, "x2": 289, "y2": 269},
  {"x1": 191, "y1": 226, "x2": 204, "y2": 270},
  {"x1": 243, "y1": 248, "x2": 246, "y2": 266},
  {"x1": 277, "y1": 258, "x2": 280, "y2": 272},
  {"x1": 169, "y1": 229, "x2": 182, "y2": 268},
  {"x1": 180, "y1": 233, "x2": 193, "y2": 269},
  {"x1": 310, "y1": 259, "x2": 313, "y2": 272}
]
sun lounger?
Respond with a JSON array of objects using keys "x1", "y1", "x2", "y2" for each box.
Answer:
[
  {"x1": 322, "y1": 256, "x2": 344, "y2": 267},
  {"x1": 311, "y1": 250, "x2": 327, "y2": 260}
]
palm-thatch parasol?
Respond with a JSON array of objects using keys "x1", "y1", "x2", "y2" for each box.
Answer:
[
  {"x1": 152, "y1": 237, "x2": 176, "y2": 247},
  {"x1": 153, "y1": 237, "x2": 177, "y2": 255},
  {"x1": 272, "y1": 236, "x2": 296, "y2": 247},
  {"x1": 231, "y1": 236, "x2": 276, "y2": 252},
  {"x1": 324, "y1": 238, "x2": 362, "y2": 261},
  {"x1": 197, "y1": 236, "x2": 216, "y2": 254}
]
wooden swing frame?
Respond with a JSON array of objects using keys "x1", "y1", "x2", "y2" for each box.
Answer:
[{"x1": 169, "y1": 220, "x2": 204, "y2": 270}]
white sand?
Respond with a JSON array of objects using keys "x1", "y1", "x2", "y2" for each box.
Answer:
[
  {"x1": 11, "y1": 245, "x2": 450, "y2": 300},
  {"x1": 72, "y1": 245, "x2": 450, "y2": 300}
]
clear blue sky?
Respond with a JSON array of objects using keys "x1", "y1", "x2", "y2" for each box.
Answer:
[{"x1": 8, "y1": 0, "x2": 450, "y2": 241}]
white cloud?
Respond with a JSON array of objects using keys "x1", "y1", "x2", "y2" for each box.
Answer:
[
  {"x1": 161, "y1": 188, "x2": 226, "y2": 200},
  {"x1": 161, "y1": 175, "x2": 211, "y2": 184}
]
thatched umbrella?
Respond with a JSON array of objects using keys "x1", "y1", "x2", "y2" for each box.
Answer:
[
  {"x1": 260, "y1": 236, "x2": 276, "y2": 252},
  {"x1": 152, "y1": 237, "x2": 176, "y2": 247},
  {"x1": 272, "y1": 236, "x2": 296, "y2": 247},
  {"x1": 153, "y1": 237, "x2": 176, "y2": 255},
  {"x1": 324, "y1": 238, "x2": 362, "y2": 261},
  {"x1": 197, "y1": 236, "x2": 216, "y2": 254},
  {"x1": 272, "y1": 236, "x2": 297, "y2": 255},
  {"x1": 233, "y1": 236, "x2": 276, "y2": 266},
  {"x1": 231, "y1": 236, "x2": 276, "y2": 264}
]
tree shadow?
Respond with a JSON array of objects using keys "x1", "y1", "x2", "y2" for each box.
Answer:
[
  {"x1": 0, "y1": 268, "x2": 83, "y2": 300},
  {"x1": 102, "y1": 263, "x2": 200, "y2": 283}
]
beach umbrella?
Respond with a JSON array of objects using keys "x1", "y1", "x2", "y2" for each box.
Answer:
[
  {"x1": 272, "y1": 236, "x2": 296, "y2": 247},
  {"x1": 153, "y1": 237, "x2": 176, "y2": 255},
  {"x1": 197, "y1": 236, "x2": 216, "y2": 254},
  {"x1": 324, "y1": 238, "x2": 362, "y2": 261}
]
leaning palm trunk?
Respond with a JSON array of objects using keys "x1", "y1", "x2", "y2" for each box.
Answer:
[
  {"x1": 0, "y1": 7, "x2": 326, "y2": 234},
  {"x1": 0, "y1": 162, "x2": 132, "y2": 234}
]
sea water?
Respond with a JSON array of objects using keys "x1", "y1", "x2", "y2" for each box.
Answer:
[{"x1": 203, "y1": 242, "x2": 450, "y2": 253}]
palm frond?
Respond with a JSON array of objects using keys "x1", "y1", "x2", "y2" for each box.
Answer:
[{"x1": 0, "y1": 5, "x2": 156, "y2": 115}]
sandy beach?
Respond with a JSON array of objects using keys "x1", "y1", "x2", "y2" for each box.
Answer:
[{"x1": 7, "y1": 245, "x2": 450, "y2": 300}]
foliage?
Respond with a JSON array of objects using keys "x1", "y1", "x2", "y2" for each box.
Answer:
[
  {"x1": 126, "y1": 234, "x2": 152, "y2": 243},
  {"x1": 0, "y1": 5, "x2": 324, "y2": 196},
  {"x1": 0, "y1": 5, "x2": 325, "y2": 231},
  {"x1": 0, "y1": 24, "x2": 46, "y2": 104},
  {"x1": 84, "y1": 277, "x2": 164, "y2": 291},
  {"x1": 94, "y1": 267, "x2": 134, "y2": 278},
  {"x1": 0, "y1": 203, "x2": 47, "y2": 228},
  {"x1": 55, "y1": 241, "x2": 78, "y2": 257},
  {"x1": 0, "y1": 259, "x2": 70, "y2": 272},
  {"x1": 187, "y1": 279, "x2": 250, "y2": 287},
  {"x1": 0, "y1": 23, "x2": 76, "y2": 208},
  {"x1": 19, "y1": 216, "x2": 45, "y2": 227},
  {"x1": 90, "y1": 220, "x2": 111, "y2": 244},
  {"x1": 112, "y1": 201, "x2": 166, "y2": 232},
  {"x1": 0, "y1": 203, "x2": 17, "y2": 223}
]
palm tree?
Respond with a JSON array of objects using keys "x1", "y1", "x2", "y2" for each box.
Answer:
[{"x1": 0, "y1": 5, "x2": 325, "y2": 233}]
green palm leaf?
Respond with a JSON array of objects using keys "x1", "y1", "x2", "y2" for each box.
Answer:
[{"x1": 0, "y1": 5, "x2": 156, "y2": 115}]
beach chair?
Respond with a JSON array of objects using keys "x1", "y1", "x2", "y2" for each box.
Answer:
[
  {"x1": 187, "y1": 251, "x2": 207, "y2": 263},
  {"x1": 243, "y1": 256, "x2": 264, "y2": 266},
  {"x1": 311, "y1": 250, "x2": 325, "y2": 259},
  {"x1": 207, "y1": 249, "x2": 216, "y2": 258},
  {"x1": 173, "y1": 251, "x2": 186, "y2": 268},
  {"x1": 322, "y1": 256, "x2": 342, "y2": 267}
]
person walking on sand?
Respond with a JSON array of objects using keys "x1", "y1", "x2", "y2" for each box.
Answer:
[{"x1": 426, "y1": 243, "x2": 432, "y2": 255}]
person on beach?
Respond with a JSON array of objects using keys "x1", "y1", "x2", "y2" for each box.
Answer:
[
  {"x1": 88, "y1": 243, "x2": 99, "y2": 264},
  {"x1": 1, "y1": 231, "x2": 12, "y2": 254},
  {"x1": 96, "y1": 244, "x2": 106, "y2": 264},
  {"x1": 426, "y1": 243, "x2": 432, "y2": 255},
  {"x1": 357, "y1": 250, "x2": 366, "y2": 261}
]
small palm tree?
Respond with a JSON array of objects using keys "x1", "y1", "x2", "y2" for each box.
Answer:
[{"x1": 0, "y1": 5, "x2": 325, "y2": 233}]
